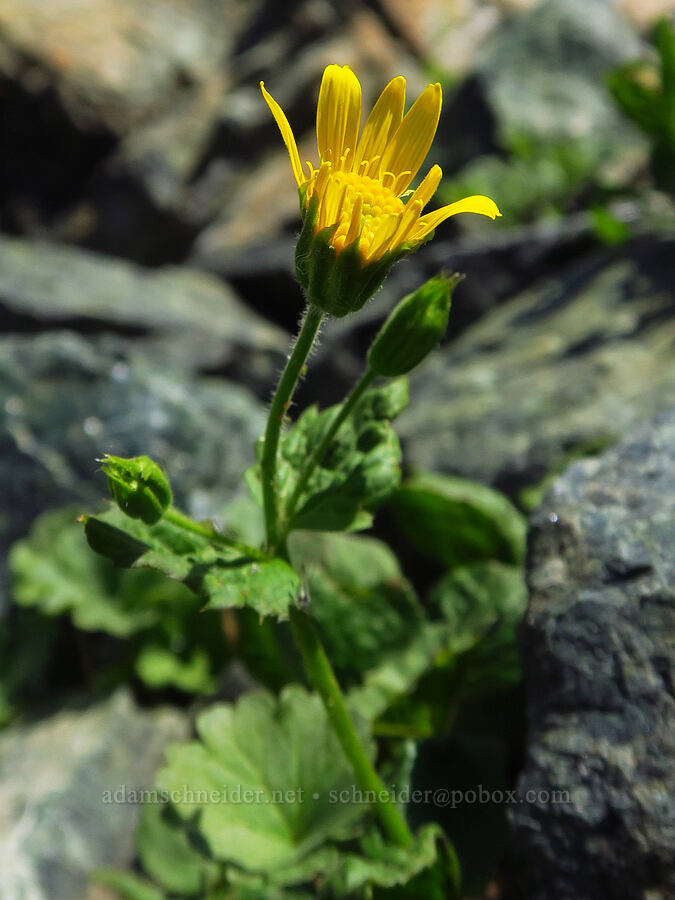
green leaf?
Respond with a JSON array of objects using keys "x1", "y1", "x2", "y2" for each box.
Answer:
[
  {"x1": 432, "y1": 562, "x2": 528, "y2": 732},
  {"x1": 136, "y1": 803, "x2": 220, "y2": 895},
  {"x1": 348, "y1": 623, "x2": 449, "y2": 722},
  {"x1": 219, "y1": 871, "x2": 314, "y2": 900},
  {"x1": 224, "y1": 824, "x2": 458, "y2": 898},
  {"x1": 378, "y1": 562, "x2": 527, "y2": 739},
  {"x1": 323, "y1": 824, "x2": 459, "y2": 899},
  {"x1": 290, "y1": 532, "x2": 423, "y2": 682},
  {"x1": 83, "y1": 506, "x2": 298, "y2": 620},
  {"x1": 431, "y1": 561, "x2": 527, "y2": 658},
  {"x1": 353, "y1": 377, "x2": 410, "y2": 422},
  {"x1": 247, "y1": 381, "x2": 409, "y2": 534},
  {"x1": 156, "y1": 685, "x2": 372, "y2": 872},
  {"x1": 92, "y1": 868, "x2": 165, "y2": 900},
  {"x1": 201, "y1": 558, "x2": 300, "y2": 616},
  {"x1": 10, "y1": 508, "x2": 193, "y2": 638},
  {"x1": 134, "y1": 645, "x2": 216, "y2": 695},
  {"x1": 9, "y1": 508, "x2": 232, "y2": 697},
  {"x1": 289, "y1": 491, "x2": 373, "y2": 533},
  {"x1": 392, "y1": 473, "x2": 527, "y2": 569}
]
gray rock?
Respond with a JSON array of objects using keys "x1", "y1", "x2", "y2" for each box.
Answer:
[
  {"x1": 0, "y1": 235, "x2": 286, "y2": 375},
  {"x1": 435, "y1": 0, "x2": 648, "y2": 213},
  {"x1": 0, "y1": 0, "x2": 259, "y2": 135},
  {"x1": 510, "y1": 408, "x2": 675, "y2": 899},
  {"x1": 0, "y1": 688, "x2": 188, "y2": 900},
  {"x1": 478, "y1": 0, "x2": 643, "y2": 141},
  {"x1": 398, "y1": 235, "x2": 675, "y2": 499}
]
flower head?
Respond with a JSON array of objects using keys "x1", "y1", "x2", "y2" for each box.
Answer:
[{"x1": 261, "y1": 65, "x2": 500, "y2": 315}]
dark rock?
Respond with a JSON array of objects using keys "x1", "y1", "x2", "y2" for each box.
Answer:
[
  {"x1": 0, "y1": 688, "x2": 188, "y2": 900},
  {"x1": 397, "y1": 235, "x2": 675, "y2": 500},
  {"x1": 511, "y1": 408, "x2": 675, "y2": 900}
]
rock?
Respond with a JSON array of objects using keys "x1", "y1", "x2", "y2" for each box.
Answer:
[
  {"x1": 477, "y1": 0, "x2": 643, "y2": 142},
  {"x1": 0, "y1": 235, "x2": 286, "y2": 375},
  {"x1": 0, "y1": 0, "x2": 257, "y2": 135},
  {"x1": 377, "y1": 0, "x2": 539, "y2": 78},
  {"x1": 397, "y1": 235, "x2": 675, "y2": 499},
  {"x1": 0, "y1": 0, "x2": 261, "y2": 258},
  {"x1": 0, "y1": 688, "x2": 188, "y2": 900},
  {"x1": 438, "y1": 0, "x2": 648, "y2": 177},
  {"x1": 510, "y1": 408, "x2": 675, "y2": 900}
]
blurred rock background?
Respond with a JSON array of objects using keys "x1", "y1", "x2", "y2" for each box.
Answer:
[{"x1": 1, "y1": 0, "x2": 674, "y2": 898}]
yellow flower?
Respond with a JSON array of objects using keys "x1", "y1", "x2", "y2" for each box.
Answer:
[{"x1": 260, "y1": 64, "x2": 500, "y2": 266}]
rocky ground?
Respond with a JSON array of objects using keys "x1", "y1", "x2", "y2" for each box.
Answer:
[
  {"x1": 1, "y1": 0, "x2": 674, "y2": 897},
  {"x1": 513, "y1": 409, "x2": 675, "y2": 900}
]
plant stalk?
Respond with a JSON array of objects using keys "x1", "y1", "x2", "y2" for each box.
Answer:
[
  {"x1": 289, "y1": 605, "x2": 413, "y2": 848},
  {"x1": 261, "y1": 305, "x2": 324, "y2": 550},
  {"x1": 164, "y1": 508, "x2": 266, "y2": 560},
  {"x1": 260, "y1": 305, "x2": 411, "y2": 847}
]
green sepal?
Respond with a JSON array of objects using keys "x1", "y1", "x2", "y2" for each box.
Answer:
[
  {"x1": 295, "y1": 188, "x2": 318, "y2": 290},
  {"x1": 305, "y1": 231, "x2": 397, "y2": 318}
]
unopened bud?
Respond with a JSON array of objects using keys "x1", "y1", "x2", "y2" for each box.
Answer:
[
  {"x1": 100, "y1": 454, "x2": 172, "y2": 525},
  {"x1": 368, "y1": 273, "x2": 461, "y2": 377}
]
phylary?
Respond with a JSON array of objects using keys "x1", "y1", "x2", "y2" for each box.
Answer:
[{"x1": 261, "y1": 64, "x2": 500, "y2": 316}]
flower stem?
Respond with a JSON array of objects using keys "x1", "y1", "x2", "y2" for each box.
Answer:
[
  {"x1": 164, "y1": 507, "x2": 266, "y2": 560},
  {"x1": 262, "y1": 305, "x2": 324, "y2": 550},
  {"x1": 260, "y1": 306, "x2": 411, "y2": 847},
  {"x1": 289, "y1": 605, "x2": 414, "y2": 848},
  {"x1": 281, "y1": 367, "x2": 376, "y2": 533}
]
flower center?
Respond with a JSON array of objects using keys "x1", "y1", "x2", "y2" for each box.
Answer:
[{"x1": 311, "y1": 170, "x2": 405, "y2": 257}]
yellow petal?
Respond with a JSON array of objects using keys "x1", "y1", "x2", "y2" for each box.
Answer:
[
  {"x1": 388, "y1": 199, "x2": 423, "y2": 251},
  {"x1": 316, "y1": 65, "x2": 362, "y2": 170},
  {"x1": 406, "y1": 164, "x2": 442, "y2": 212},
  {"x1": 364, "y1": 214, "x2": 400, "y2": 261},
  {"x1": 380, "y1": 83, "x2": 442, "y2": 193},
  {"x1": 318, "y1": 175, "x2": 345, "y2": 230},
  {"x1": 260, "y1": 81, "x2": 305, "y2": 187},
  {"x1": 345, "y1": 194, "x2": 363, "y2": 245},
  {"x1": 353, "y1": 76, "x2": 406, "y2": 177},
  {"x1": 413, "y1": 194, "x2": 502, "y2": 239}
]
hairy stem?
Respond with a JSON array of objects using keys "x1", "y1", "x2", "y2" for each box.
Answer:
[
  {"x1": 261, "y1": 305, "x2": 324, "y2": 550},
  {"x1": 289, "y1": 605, "x2": 414, "y2": 847},
  {"x1": 164, "y1": 508, "x2": 266, "y2": 560},
  {"x1": 260, "y1": 306, "x2": 411, "y2": 846}
]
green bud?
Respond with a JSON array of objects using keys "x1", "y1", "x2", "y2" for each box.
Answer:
[
  {"x1": 100, "y1": 454, "x2": 172, "y2": 525},
  {"x1": 367, "y1": 273, "x2": 461, "y2": 376}
]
